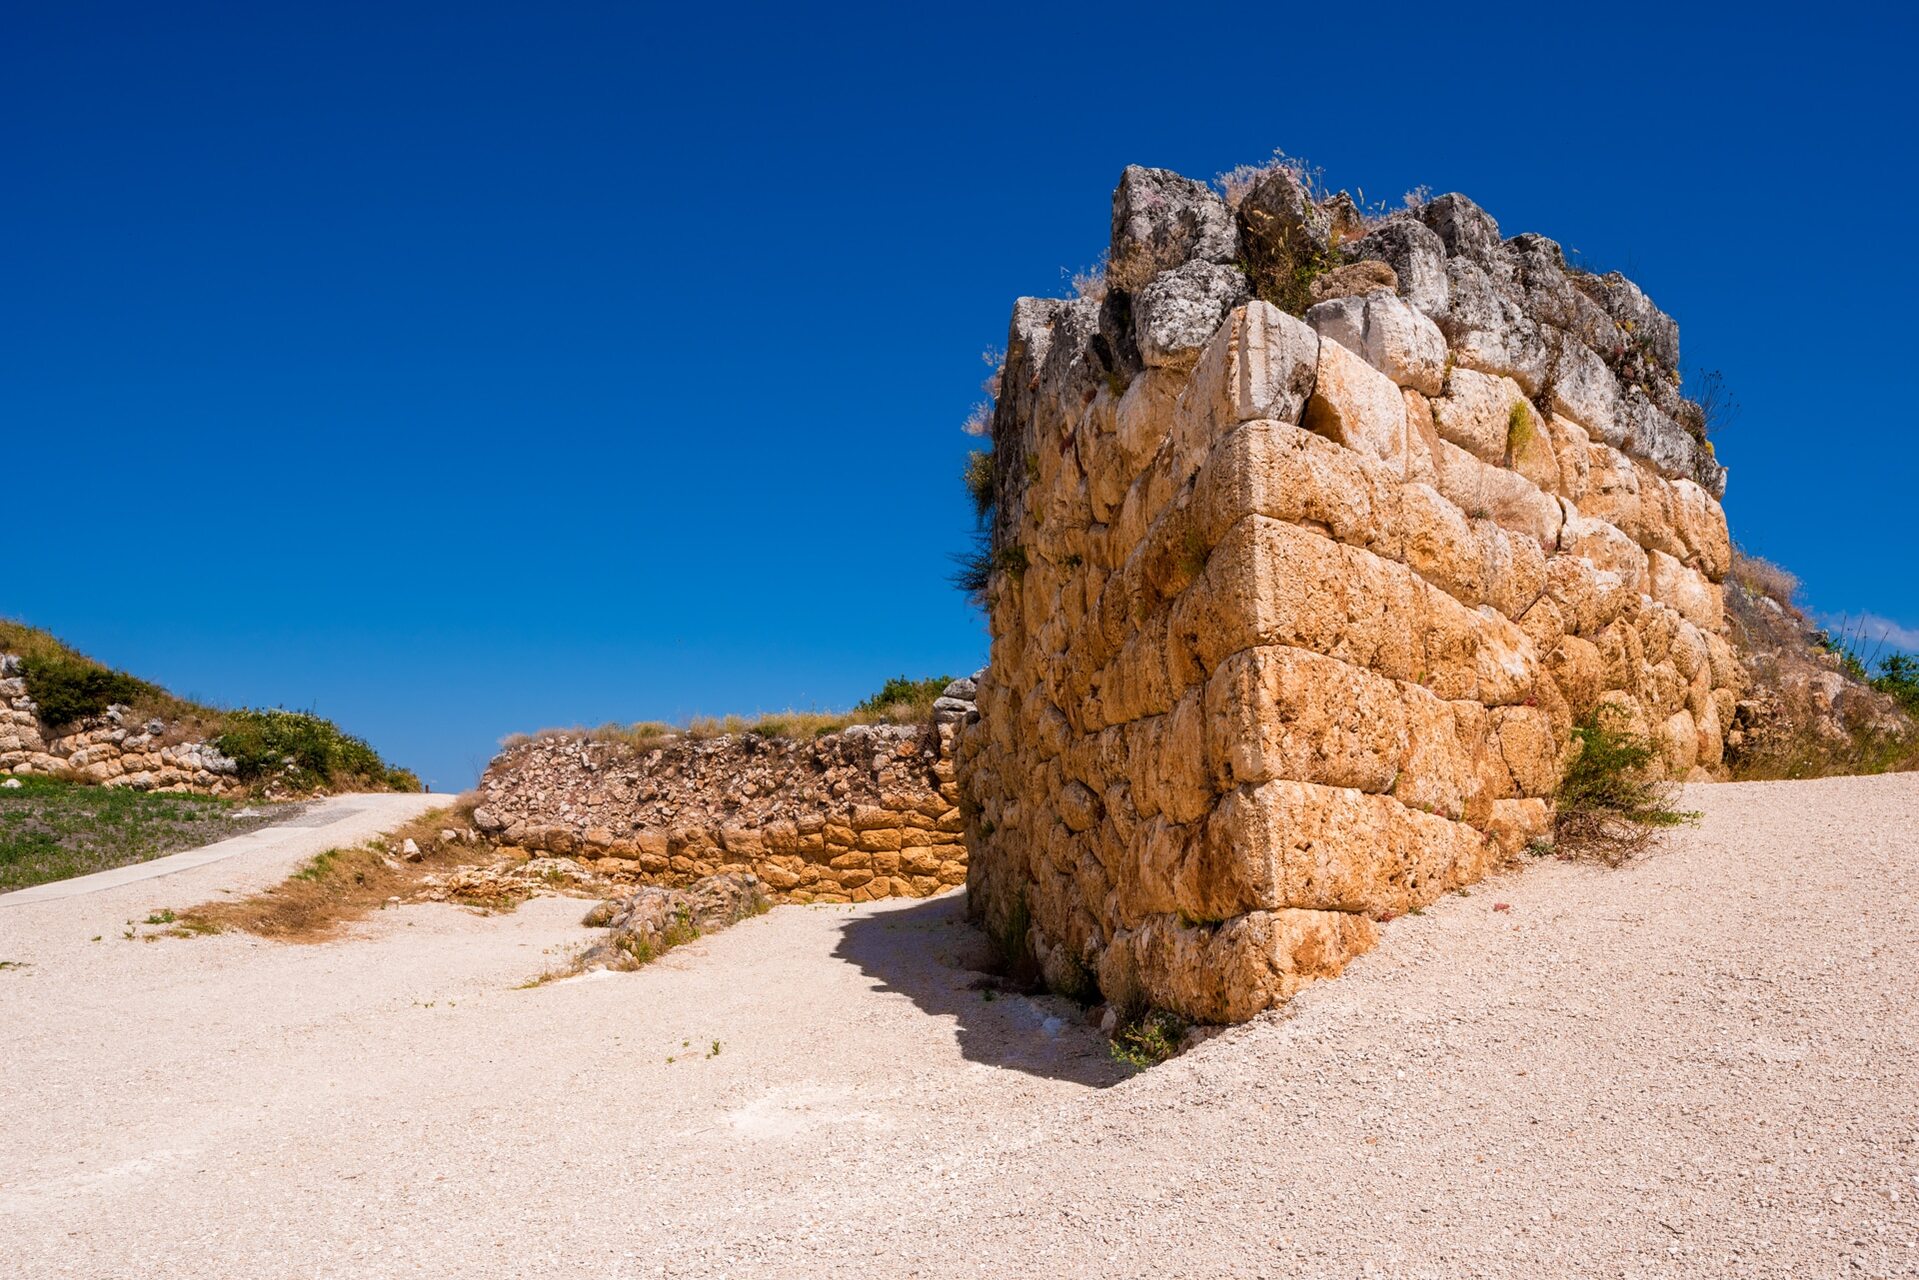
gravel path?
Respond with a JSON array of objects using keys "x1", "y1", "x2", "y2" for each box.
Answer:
[{"x1": 1, "y1": 775, "x2": 1914, "y2": 1278}]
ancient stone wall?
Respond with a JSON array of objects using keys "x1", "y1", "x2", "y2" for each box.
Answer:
[
  {"x1": 0, "y1": 654, "x2": 241, "y2": 792},
  {"x1": 473, "y1": 682, "x2": 978, "y2": 903},
  {"x1": 957, "y1": 164, "x2": 1743, "y2": 1023}
]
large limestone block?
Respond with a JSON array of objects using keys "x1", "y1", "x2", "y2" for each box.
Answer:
[
  {"x1": 1171, "y1": 516, "x2": 1420, "y2": 684},
  {"x1": 1400, "y1": 482, "x2": 1484, "y2": 605},
  {"x1": 1476, "y1": 519, "x2": 1548, "y2": 620},
  {"x1": 1559, "y1": 505, "x2": 1649, "y2": 594},
  {"x1": 1431, "y1": 367, "x2": 1525, "y2": 465},
  {"x1": 1440, "y1": 258, "x2": 1549, "y2": 395},
  {"x1": 1194, "y1": 779, "x2": 1491, "y2": 919},
  {"x1": 1392, "y1": 685, "x2": 1476, "y2": 818},
  {"x1": 1174, "y1": 303, "x2": 1319, "y2": 469},
  {"x1": 1615, "y1": 387, "x2": 1700, "y2": 483},
  {"x1": 1473, "y1": 606, "x2": 1540, "y2": 707},
  {"x1": 1135, "y1": 260, "x2": 1251, "y2": 370},
  {"x1": 1301, "y1": 338, "x2": 1410, "y2": 469},
  {"x1": 1304, "y1": 292, "x2": 1447, "y2": 395},
  {"x1": 1493, "y1": 705, "x2": 1560, "y2": 797},
  {"x1": 1647, "y1": 548, "x2": 1724, "y2": 631},
  {"x1": 1547, "y1": 337, "x2": 1621, "y2": 442},
  {"x1": 1114, "y1": 907, "x2": 1379, "y2": 1024},
  {"x1": 1577, "y1": 444, "x2": 1645, "y2": 544},
  {"x1": 1203, "y1": 645, "x2": 1408, "y2": 793},
  {"x1": 1669, "y1": 479, "x2": 1732, "y2": 580},
  {"x1": 1432, "y1": 440, "x2": 1563, "y2": 547},
  {"x1": 1109, "y1": 165, "x2": 1239, "y2": 292},
  {"x1": 1343, "y1": 218, "x2": 1451, "y2": 319},
  {"x1": 1189, "y1": 420, "x2": 1403, "y2": 559}
]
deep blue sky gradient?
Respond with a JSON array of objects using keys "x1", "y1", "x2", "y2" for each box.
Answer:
[{"x1": 5, "y1": 2, "x2": 1915, "y2": 787}]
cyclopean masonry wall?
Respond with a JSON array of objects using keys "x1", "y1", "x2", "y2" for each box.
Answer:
[
  {"x1": 0, "y1": 654, "x2": 242, "y2": 792},
  {"x1": 956, "y1": 164, "x2": 1742, "y2": 1024},
  {"x1": 472, "y1": 683, "x2": 977, "y2": 904}
]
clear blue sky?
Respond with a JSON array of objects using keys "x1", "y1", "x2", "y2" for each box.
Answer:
[{"x1": 5, "y1": 2, "x2": 1914, "y2": 789}]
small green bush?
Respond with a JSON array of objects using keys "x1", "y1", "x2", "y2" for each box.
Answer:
[
  {"x1": 1506, "y1": 400, "x2": 1535, "y2": 454},
  {"x1": 854, "y1": 675, "x2": 952, "y2": 721},
  {"x1": 1873, "y1": 653, "x2": 1919, "y2": 718},
  {"x1": 1110, "y1": 1009, "x2": 1188, "y2": 1070},
  {"x1": 18, "y1": 655, "x2": 154, "y2": 730},
  {"x1": 215, "y1": 709, "x2": 418, "y2": 791},
  {"x1": 1553, "y1": 707, "x2": 1698, "y2": 864}
]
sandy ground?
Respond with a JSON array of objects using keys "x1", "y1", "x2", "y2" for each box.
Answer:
[{"x1": 1, "y1": 775, "x2": 1916, "y2": 1279}]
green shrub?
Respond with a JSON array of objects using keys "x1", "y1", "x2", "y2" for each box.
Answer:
[
  {"x1": 18, "y1": 655, "x2": 154, "y2": 730},
  {"x1": 854, "y1": 675, "x2": 953, "y2": 722},
  {"x1": 215, "y1": 709, "x2": 419, "y2": 791},
  {"x1": 1873, "y1": 653, "x2": 1919, "y2": 718},
  {"x1": 1553, "y1": 707, "x2": 1698, "y2": 864},
  {"x1": 1110, "y1": 1009, "x2": 1188, "y2": 1069}
]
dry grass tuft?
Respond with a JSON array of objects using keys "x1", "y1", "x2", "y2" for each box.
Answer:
[
  {"x1": 174, "y1": 805, "x2": 496, "y2": 941},
  {"x1": 1728, "y1": 549, "x2": 1798, "y2": 608}
]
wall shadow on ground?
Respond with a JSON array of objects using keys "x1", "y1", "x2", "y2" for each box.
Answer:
[{"x1": 830, "y1": 891, "x2": 1130, "y2": 1088}]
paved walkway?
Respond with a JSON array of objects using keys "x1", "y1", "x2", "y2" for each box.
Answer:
[{"x1": 0, "y1": 792, "x2": 453, "y2": 907}]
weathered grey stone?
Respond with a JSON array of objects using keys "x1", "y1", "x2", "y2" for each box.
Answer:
[
  {"x1": 1422, "y1": 193, "x2": 1506, "y2": 266},
  {"x1": 1135, "y1": 260, "x2": 1252, "y2": 370},
  {"x1": 1573, "y1": 271, "x2": 1680, "y2": 370},
  {"x1": 1615, "y1": 386, "x2": 1699, "y2": 481},
  {"x1": 1442, "y1": 258, "x2": 1549, "y2": 394},
  {"x1": 1184, "y1": 301, "x2": 1321, "y2": 428},
  {"x1": 1546, "y1": 334, "x2": 1621, "y2": 440},
  {"x1": 1305, "y1": 291, "x2": 1447, "y2": 395},
  {"x1": 1109, "y1": 166, "x2": 1239, "y2": 293},
  {"x1": 1343, "y1": 219, "x2": 1450, "y2": 319}
]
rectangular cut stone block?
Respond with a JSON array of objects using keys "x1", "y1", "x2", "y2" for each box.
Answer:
[
  {"x1": 1202, "y1": 645, "x2": 1408, "y2": 794},
  {"x1": 1190, "y1": 779, "x2": 1492, "y2": 919},
  {"x1": 1189, "y1": 420, "x2": 1403, "y2": 558},
  {"x1": 1301, "y1": 337, "x2": 1410, "y2": 470}
]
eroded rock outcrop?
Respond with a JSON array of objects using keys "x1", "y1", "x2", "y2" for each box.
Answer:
[{"x1": 957, "y1": 164, "x2": 1743, "y2": 1023}]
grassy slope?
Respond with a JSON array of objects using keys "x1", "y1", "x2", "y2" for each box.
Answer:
[
  {"x1": 0, "y1": 617, "x2": 419, "y2": 794},
  {"x1": 0, "y1": 775, "x2": 297, "y2": 893}
]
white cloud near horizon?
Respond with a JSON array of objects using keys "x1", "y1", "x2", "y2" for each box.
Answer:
[{"x1": 1817, "y1": 612, "x2": 1919, "y2": 654}]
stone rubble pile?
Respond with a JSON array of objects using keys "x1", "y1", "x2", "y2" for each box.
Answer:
[{"x1": 959, "y1": 163, "x2": 1744, "y2": 1023}]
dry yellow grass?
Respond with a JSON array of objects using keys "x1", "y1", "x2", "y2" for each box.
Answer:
[{"x1": 175, "y1": 805, "x2": 504, "y2": 942}]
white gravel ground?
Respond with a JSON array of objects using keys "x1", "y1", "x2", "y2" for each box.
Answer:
[{"x1": 1, "y1": 775, "x2": 1915, "y2": 1279}]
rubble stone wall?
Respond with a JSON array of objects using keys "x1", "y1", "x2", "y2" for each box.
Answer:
[
  {"x1": 957, "y1": 165, "x2": 1743, "y2": 1023},
  {"x1": 472, "y1": 684, "x2": 978, "y2": 903},
  {"x1": 0, "y1": 654, "x2": 241, "y2": 792}
]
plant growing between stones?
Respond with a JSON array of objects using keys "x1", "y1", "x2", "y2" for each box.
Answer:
[
  {"x1": 1552, "y1": 707, "x2": 1699, "y2": 865},
  {"x1": 1109, "y1": 1009, "x2": 1188, "y2": 1070}
]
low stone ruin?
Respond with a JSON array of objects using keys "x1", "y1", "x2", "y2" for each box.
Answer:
[
  {"x1": 473, "y1": 681, "x2": 978, "y2": 903},
  {"x1": 957, "y1": 162, "x2": 1744, "y2": 1023},
  {"x1": 0, "y1": 654, "x2": 242, "y2": 792}
]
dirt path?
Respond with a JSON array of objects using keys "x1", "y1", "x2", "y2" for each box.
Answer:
[{"x1": 2, "y1": 775, "x2": 1915, "y2": 1278}]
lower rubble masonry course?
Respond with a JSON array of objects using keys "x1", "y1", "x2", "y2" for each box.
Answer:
[{"x1": 475, "y1": 717, "x2": 972, "y2": 905}]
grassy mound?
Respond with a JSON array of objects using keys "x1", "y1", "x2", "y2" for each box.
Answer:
[{"x1": 1, "y1": 618, "x2": 418, "y2": 794}]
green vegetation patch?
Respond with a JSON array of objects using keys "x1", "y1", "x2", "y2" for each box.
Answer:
[
  {"x1": 214, "y1": 708, "x2": 420, "y2": 792},
  {"x1": 1551, "y1": 707, "x2": 1699, "y2": 865},
  {"x1": 0, "y1": 775, "x2": 295, "y2": 893}
]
